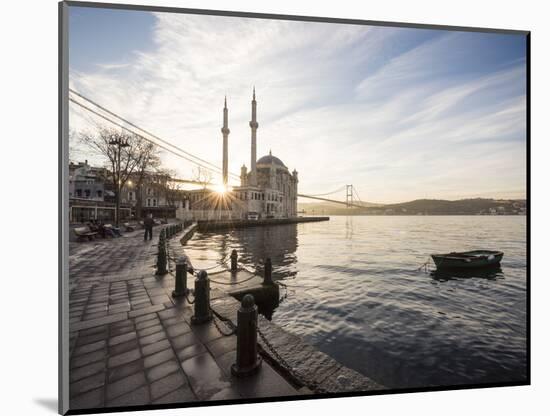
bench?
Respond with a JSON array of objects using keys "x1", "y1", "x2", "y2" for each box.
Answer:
[
  {"x1": 74, "y1": 226, "x2": 97, "y2": 241},
  {"x1": 103, "y1": 224, "x2": 122, "y2": 238}
]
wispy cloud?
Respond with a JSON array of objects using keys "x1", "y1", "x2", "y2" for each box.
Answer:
[{"x1": 69, "y1": 11, "x2": 526, "y2": 203}]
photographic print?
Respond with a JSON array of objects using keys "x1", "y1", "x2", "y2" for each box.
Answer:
[{"x1": 60, "y1": 2, "x2": 529, "y2": 413}]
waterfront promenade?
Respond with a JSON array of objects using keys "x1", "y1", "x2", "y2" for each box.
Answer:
[
  {"x1": 68, "y1": 223, "x2": 383, "y2": 410},
  {"x1": 68, "y1": 226, "x2": 299, "y2": 410}
]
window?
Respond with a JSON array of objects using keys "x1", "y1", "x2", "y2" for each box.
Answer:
[
  {"x1": 84, "y1": 189, "x2": 91, "y2": 198},
  {"x1": 147, "y1": 198, "x2": 151, "y2": 207},
  {"x1": 97, "y1": 190, "x2": 102, "y2": 198},
  {"x1": 153, "y1": 199, "x2": 157, "y2": 207},
  {"x1": 76, "y1": 189, "x2": 82, "y2": 197}
]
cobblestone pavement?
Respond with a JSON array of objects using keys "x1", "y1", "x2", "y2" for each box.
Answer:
[{"x1": 68, "y1": 226, "x2": 299, "y2": 411}]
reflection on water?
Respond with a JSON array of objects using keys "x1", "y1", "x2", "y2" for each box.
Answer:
[
  {"x1": 184, "y1": 216, "x2": 527, "y2": 389},
  {"x1": 431, "y1": 266, "x2": 504, "y2": 281}
]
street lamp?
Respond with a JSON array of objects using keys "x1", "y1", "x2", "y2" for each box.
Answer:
[{"x1": 109, "y1": 134, "x2": 130, "y2": 226}]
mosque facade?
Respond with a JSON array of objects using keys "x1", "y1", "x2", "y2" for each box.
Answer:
[{"x1": 182, "y1": 89, "x2": 298, "y2": 219}]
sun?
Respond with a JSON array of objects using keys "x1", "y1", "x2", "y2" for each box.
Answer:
[{"x1": 213, "y1": 184, "x2": 232, "y2": 195}]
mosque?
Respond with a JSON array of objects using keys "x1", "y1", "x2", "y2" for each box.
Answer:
[{"x1": 183, "y1": 89, "x2": 299, "y2": 219}]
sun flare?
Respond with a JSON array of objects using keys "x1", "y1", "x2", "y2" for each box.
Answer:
[{"x1": 212, "y1": 184, "x2": 232, "y2": 195}]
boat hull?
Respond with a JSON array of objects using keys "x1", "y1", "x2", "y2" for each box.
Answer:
[{"x1": 431, "y1": 250, "x2": 503, "y2": 270}]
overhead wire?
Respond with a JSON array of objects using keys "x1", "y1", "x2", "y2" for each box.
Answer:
[
  {"x1": 69, "y1": 96, "x2": 238, "y2": 182},
  {"x1": 69, "y1": 89, "x2": 240, "y2": 180},
  {"x1": 69, "y1": 89, "x2": 359, "y2": 200}
]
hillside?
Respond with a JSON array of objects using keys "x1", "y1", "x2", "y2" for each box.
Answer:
[{"x1": 298, "y1": 198, "x2": 526, "y2": 215}]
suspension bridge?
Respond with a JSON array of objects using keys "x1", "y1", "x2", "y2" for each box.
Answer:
[
  {"x1": 68, "y1": 89, "x2": 369, "y2": 209},
  {"x1": 297, "y1": 185, "x2": 367, "y2": 209}
]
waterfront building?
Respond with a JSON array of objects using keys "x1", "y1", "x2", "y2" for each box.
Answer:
[
  {"x1": 69, "y1": 160, "x2": 107, "y2": 200},
  {"x1": 68, "y1": 160, "x2": 127, "y2": 223},
  {"x1": 69, "y1": 162, "x2": 180, "y2": 223},
  {"x1": 120, "y1": 171, "x2": 178, "y2": 219}
]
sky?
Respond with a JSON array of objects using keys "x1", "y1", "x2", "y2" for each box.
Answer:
[{"x1": 68, "y1": 6, "x2": 527, "y2": 204}]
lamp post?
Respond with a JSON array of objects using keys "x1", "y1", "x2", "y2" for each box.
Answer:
[
  {"x1": 127, "y1": 180, "x2": 134, "y2": 220},
  {"x1": 109, "y1": 134, "x2": 130, "y2": 227}
]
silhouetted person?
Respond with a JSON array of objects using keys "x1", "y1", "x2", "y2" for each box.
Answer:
[{"x1": 144, "y1": 213, "x2": 154, "y2": 241}]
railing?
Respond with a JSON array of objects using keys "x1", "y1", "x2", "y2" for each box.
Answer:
[{"x1": 176, "y1": 208, "x2": 243, "y2": 222}]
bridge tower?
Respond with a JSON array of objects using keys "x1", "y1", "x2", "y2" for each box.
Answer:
[{"x1": 346, "y1": 185, "x2": 353, "y2": 208}]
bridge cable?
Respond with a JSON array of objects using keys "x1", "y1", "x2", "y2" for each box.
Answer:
[{"x1": 306, "y1": 185, "x2": 347, "y2": 197}]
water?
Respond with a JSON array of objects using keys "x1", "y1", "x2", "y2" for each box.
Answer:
[{"x1": 183, "y1": 216, "x2": 527, "y2": 389}]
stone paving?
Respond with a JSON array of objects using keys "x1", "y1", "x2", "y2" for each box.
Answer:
[{"x1": 68, "y1": 226, "x2": 299, "y2": 411}]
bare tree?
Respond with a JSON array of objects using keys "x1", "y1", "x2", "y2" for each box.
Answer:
[
  {"x1": 79, "y1": 127, "x2": 155, "y2": 224},
  {"x1": 192, "y1": 166, "x2": 214, "y2": 189},
  {"x1": 157, "y1": 168, "x2": 182, "y2": 209},
  {"x1": 133, "y1": 143, "x2": 161, "y2": 219}
]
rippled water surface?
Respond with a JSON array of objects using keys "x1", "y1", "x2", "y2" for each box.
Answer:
[{"x1": 183, "y1": 216, "x2": 527, "y2": 389}]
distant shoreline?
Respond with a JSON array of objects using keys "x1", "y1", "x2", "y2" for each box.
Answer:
[
  {"x1": 300, "y1": 213, "x2": 526, "y2": 217},
  {"x1": 299, "y1": 197, "x2": 526, "y2": 216}
]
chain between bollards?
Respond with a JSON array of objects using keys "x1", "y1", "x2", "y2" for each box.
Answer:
[
  {"x1": 164, "y1": 223, "x2": 184, "y2": 240},
  {"x1": 212, "y1": 314, "x2": 236, "y2": 337}
]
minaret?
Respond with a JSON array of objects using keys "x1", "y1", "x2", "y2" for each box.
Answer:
[
  {"x1": 221, "y1": 96, "x2": 230, "y2": 187},
  {"x1": 249, "y1": 87, "x2": 258, "y2": 186}
]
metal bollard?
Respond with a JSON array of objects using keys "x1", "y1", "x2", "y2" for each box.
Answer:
[
  {"x1": 172, "y1": 257, "x2": 189, "y2": 298},
  {"x1": 191, "y1": 270, "x2": 212, "y2": 324},
  {"x1": 156, "y1": 231, "x2": 167, "y2": 275},
  {"x1": 231, "y1": 294, "x2": 262, "y2": 377},
  {"x1": 230, "y1": 250, "x2": 238, "y2": 273},
  {"x1": 263, "y1": 257, "x2": 273, "y2": 285}
]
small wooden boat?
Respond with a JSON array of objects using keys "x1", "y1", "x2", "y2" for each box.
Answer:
[{"x1": 431, "y1": 250, "x2": 503, "y2": 270}]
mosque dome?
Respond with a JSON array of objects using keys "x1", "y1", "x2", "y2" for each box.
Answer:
[{"x1": 257, "y1": 151, "x2": 287, "y2": 168}]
